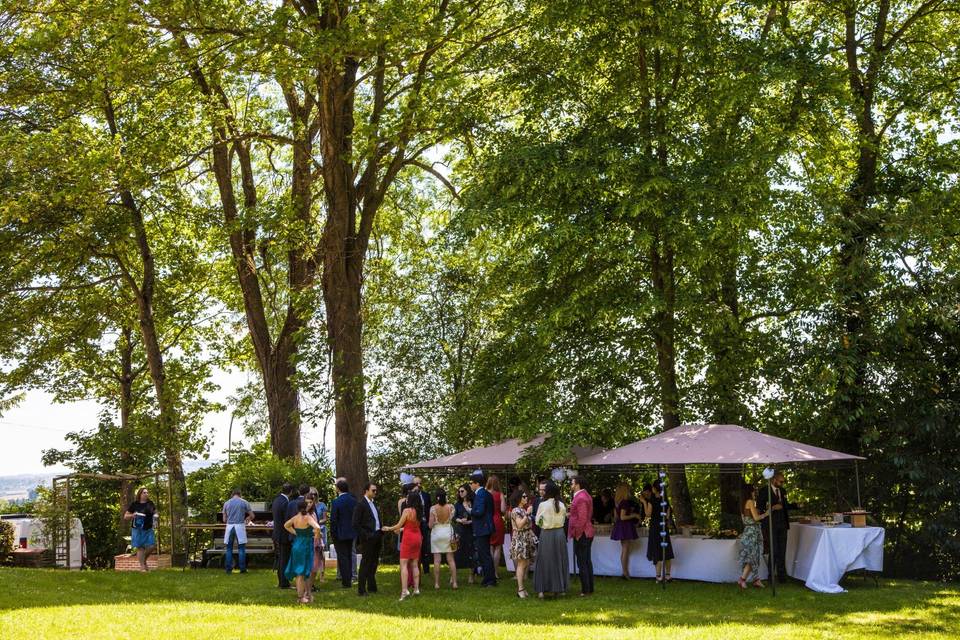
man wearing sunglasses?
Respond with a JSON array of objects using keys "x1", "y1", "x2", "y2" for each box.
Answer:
[{"x1": 353, "y1": 482, "x2": 382, "y2": 596}]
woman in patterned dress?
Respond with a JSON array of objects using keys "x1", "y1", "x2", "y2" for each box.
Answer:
[
  {"x1": 509, "y1": 488, "x2": 538, "y2": 598},
  {"x1": 736, "y1": 483, "x2": 769, "y2": 589}
]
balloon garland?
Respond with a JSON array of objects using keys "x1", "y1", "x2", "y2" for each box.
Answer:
[{"x1": 659, "y1": 470, "x2": 668, "y2": 589}]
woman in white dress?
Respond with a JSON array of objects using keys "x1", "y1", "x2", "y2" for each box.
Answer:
[{"x1": 429, "y1": 489, "x2": 458, "y2": 590}]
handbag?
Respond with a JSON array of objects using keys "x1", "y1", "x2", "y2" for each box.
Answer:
[{"x1": 450, "y1": 531, "x2": 460, "y2": 552}]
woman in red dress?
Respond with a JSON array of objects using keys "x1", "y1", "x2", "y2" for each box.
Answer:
[
  {"x1": 487, "y1": 475, "x2": 507, "y2": 579},
  {"x1": 383, "y1": 494, "x2": 423, "y2": 600}
]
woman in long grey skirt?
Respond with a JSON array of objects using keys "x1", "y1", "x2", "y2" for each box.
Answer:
[{"x1": 533, "y1": 482, "x2": 569, "y2": 598}]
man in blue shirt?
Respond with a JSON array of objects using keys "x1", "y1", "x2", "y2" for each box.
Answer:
[
  {"x1": 469, "y1": 471, "x2": 497, "y2": 586},
  {"x1": 222, "y1": 489, "x2": 254, "y2": 574},
  {"x1": 329, "y1": 478, "x2": 358, "y2": 588}
]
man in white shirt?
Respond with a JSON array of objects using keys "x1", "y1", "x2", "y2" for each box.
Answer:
[{"x1": 353, "y1": 482, "x2": 382, "y2": 596}]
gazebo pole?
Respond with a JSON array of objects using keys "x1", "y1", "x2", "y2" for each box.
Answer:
[
  {"x1": 854, "y1": 460, "x2": 862, "y2": 509},
  {"x1": 65, "y1": 476, "x2": 71, "y2": 570},
  {"x1": 659, "y1": 467, "x2": 666, "y2": 591},
  {"x1": 767, "y1": 479, "x2": 776, "y2": 597}
]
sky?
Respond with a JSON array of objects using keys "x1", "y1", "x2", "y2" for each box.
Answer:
[{"x1": 0, "y1": 367, "x2": 334, "y2": 476}]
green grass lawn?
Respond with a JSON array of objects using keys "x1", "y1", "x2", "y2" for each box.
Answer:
[{"x1": 0, "y1": 567, "x2": 956, "y2": 639}]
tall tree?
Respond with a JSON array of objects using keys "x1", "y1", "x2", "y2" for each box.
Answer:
[
  {"x1": 151, "y1": 0, "x2": 516, "y2": 484},
  {"x1": 0, "y1": 1, "x2": 220, "y2": 555},
  {"x1": 830, "y1": 0, "x2": 960, "y2": 453}
]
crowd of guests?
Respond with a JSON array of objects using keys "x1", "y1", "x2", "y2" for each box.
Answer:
[
  {"x1": 258, "y1": 471, "x2": 603, "y2": 602},
  {"x1": 123, "y1": 469, "x2": 794, "y2": 601}
]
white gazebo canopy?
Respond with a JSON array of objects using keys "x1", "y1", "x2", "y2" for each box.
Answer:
[
  {"x1": 407, "y1": 434, "x2": 602, "y2": 471},
  {"x1": 578, "y1": 423, "x2": 864, "y2": 467}
]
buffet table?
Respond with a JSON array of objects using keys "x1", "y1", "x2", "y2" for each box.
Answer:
[
  {"x1": 785, "y1": 523, "x2": 884, "y2": 593},
  {"x1": 504, "y1": 533, "x2": 767, "y2": 583}
]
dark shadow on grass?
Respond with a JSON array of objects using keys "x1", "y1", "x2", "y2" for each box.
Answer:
[{"x1": 1, "y1": 567, "x2": 957, "y2": 634}]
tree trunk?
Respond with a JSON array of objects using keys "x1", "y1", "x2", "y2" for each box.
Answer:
[
  {"x1": 707, "y1": 255, "x2": 747, "y2": 530},
  {"x1": 128, "y1": 212, "x2": 188, "y2": 565},
  {"x1": 104, "y1": 96, "x2": 187, "y2": 563},
  {"x1": 175, "y1": 39, "x2": 304, "y2": 460},
  {"x1": 325, "y1": 289, "x2": 369, "y2": 490},
  {"x1": 264, "y1": 349, "x2": 302, "y2": 459},
  {"x1": 117, "y1": 326, "x2": 136, "y2": 544},
  {"x1": 650, "y1": 237, "x2": 694, "y2": 525},
  {"x1": 835, "y1": 3, "x2": 885, "y2": 456}
]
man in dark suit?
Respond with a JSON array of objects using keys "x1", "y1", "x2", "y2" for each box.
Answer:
[
  {"x1": 469, "y1": 471, "x2": 496, "y2": 586},
  {"x1": 329, "y1": 477, "x2": 358, "y2": 588},
  {"x1": 271, "y1": 482, "x2": 296, "y2": 588},
  {"x1": 413, "y1": 476, "x2": 432, "y2": 577},
  {"x1": 284, "y1": 484, "x2": 310, "y2": 534},
  {"x1": 531, "y1": 478, "x2": 547, "y2": 538},
  {"x1": 352, "y1": 482, "x2": 382, "y2": 596},
  {"x1": 757, "y1": 470, "x2": 794, "y2": 580}
]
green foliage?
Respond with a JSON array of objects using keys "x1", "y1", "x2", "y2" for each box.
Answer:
[
  {"x1": 186, "y1": 443, "x2": 334, "y2": 521},
  {"x1": 363, "y1": 0, "x2": 960, "y2": 579},
  {"x1": 0, "y1": 501, "x2": 35, "y2": 515},
  {"x1": 0, "y1": 0, "x2": 958, "y2": 581},
  {"x1": 0, "y1": 520, "x2": 13, "y2": 559}
]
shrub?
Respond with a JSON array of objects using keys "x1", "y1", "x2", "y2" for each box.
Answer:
[
  {"x1": 0, "y1": 519, "x2": 14, "y2": 560},
  {"x1": 186, "y1": 442, "x2": 334, "y2": 521}
]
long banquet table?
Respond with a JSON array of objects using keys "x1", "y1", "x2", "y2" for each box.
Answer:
[
  {"x1": 505, "y1": 524, "x2": 885, "y2": 590},
  {"x1": 504, "y1": 532, "x2": 768, "y2": 583},
  {"x1": 785, "y1": 523, "x2": 884, "y2": 593}
]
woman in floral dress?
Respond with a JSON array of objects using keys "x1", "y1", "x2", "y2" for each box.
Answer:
[
  {"x1": 736, "y1": 483, "x2": 769, "y2": 589},
  {"x1": 509, "y1": 488, "x2": 538, "y2": 598}
]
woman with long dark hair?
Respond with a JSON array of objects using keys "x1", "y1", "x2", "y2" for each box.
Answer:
[
  {"x1": 486, "y1": 475, "x2": 507, "y2": 580},
  {"x1": 429, "y1": 488, "x2": 457, "y2": 590},
  {"x1": 644, "y1": 480, "x2": 674, "y2": 582},
  {"x1": 383, "y1": 493, "x2": 423, "y2": 600},
  {"x1": 533, "y1": 481, "x2": 569, "y2": 598},
  {"x1": 453, "y1": 484, "x2": 476, "y2": 584},
  {"x1": 123, "y1": 486, "x2": 157, "y2": 572},
  {"x1": 509, "y1": 488, "x2": 537, "y2": 598},
  {"x1": 610, "y1": 483, "x2": 642, "y2": 579},
  {"x1": 736, "y1": 483, "x2": 769, "y2": 589}
]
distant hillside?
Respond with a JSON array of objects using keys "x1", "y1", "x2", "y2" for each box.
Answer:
[
  {"x1": 0, "y1": 459, "x2": 219, "y2": 497},
  {"x1": 0, "y1": 473, "x2": 54, "y2": 496}
]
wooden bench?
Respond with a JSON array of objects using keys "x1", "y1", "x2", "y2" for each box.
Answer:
[{"x1": 200, "y1": 535, "x2": 273, "y2": 568}]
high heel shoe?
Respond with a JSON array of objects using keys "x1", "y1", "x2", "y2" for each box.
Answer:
[
  {"x1": 753, "y1": 579, "x2": 765, "y2": 589},
  {"x1": 399, "y1": 591, "x2": 410, "y2": 601},
  {"x1": 737, "y1": 577, "x2": 747, "y2": 591}
]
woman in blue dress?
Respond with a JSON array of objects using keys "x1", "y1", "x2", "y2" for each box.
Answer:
[{"x1": 284, "y1": 496, "x2": 322, "y2": 604}]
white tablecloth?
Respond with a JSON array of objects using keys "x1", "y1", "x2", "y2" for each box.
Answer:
[
  {"x1": 785, "y1": 523, "x2": 884, "y2": 593},
  {"x1": 504, "y1": 533, "x2": 766, "y2": 583}
]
